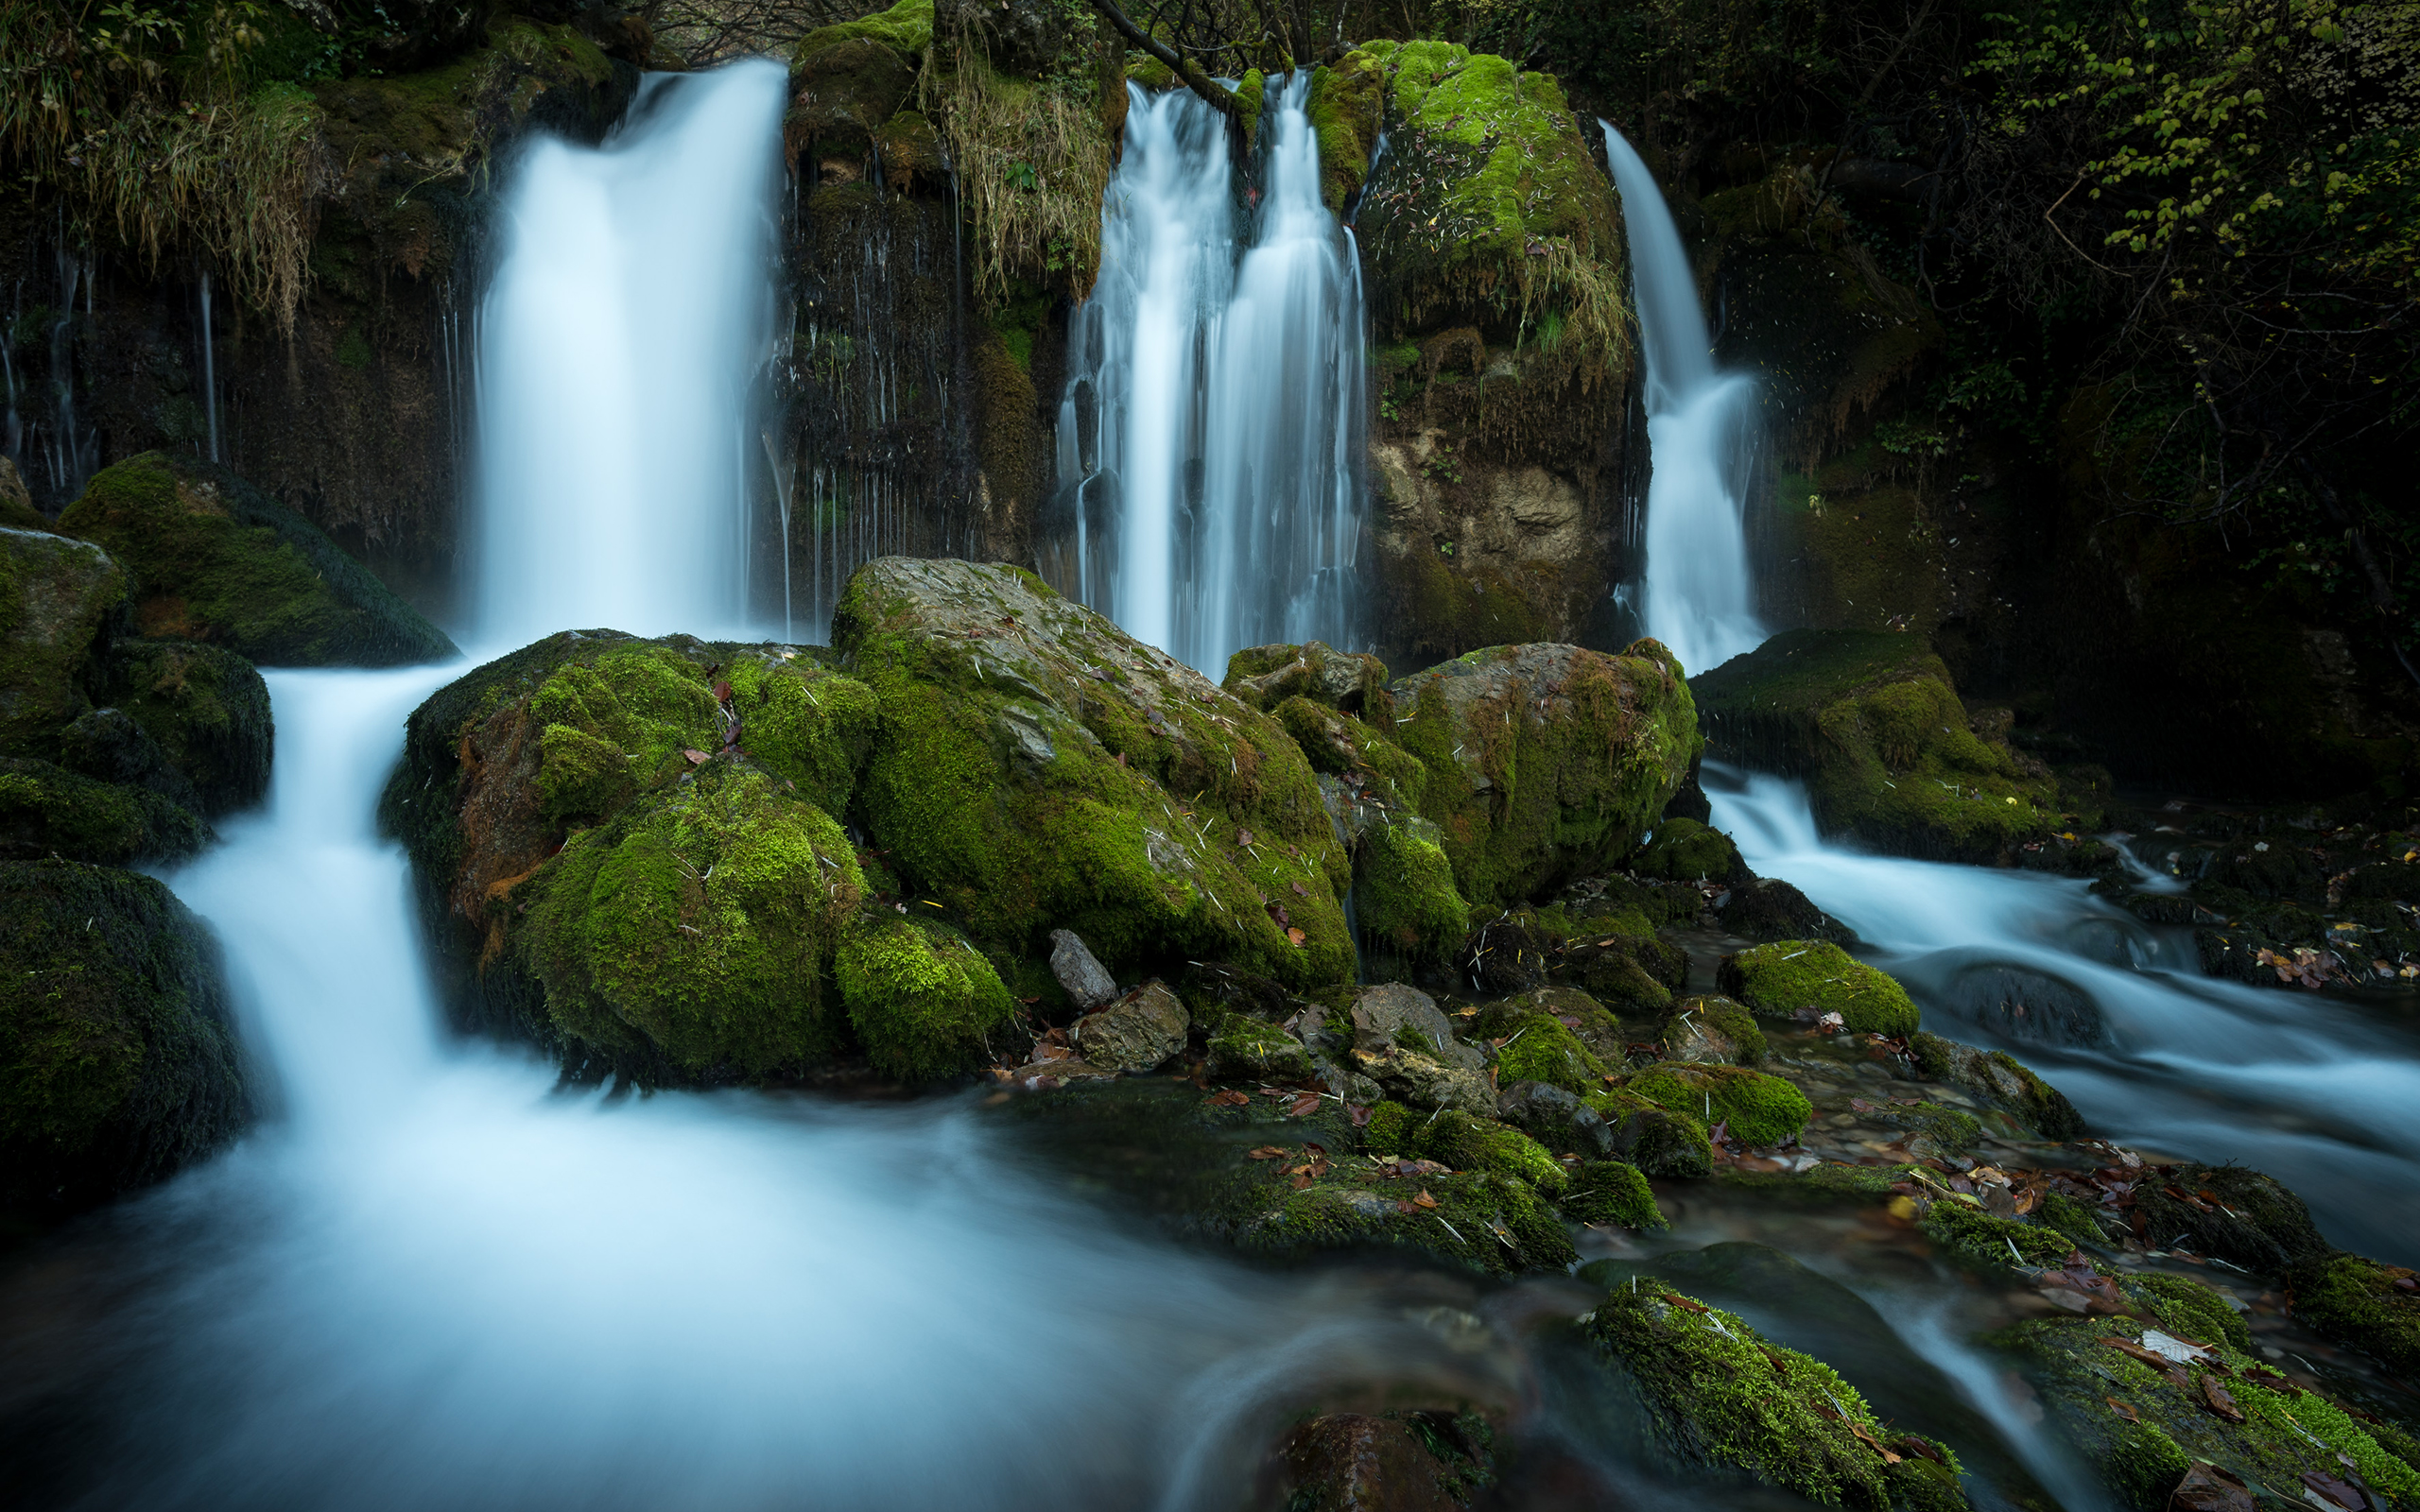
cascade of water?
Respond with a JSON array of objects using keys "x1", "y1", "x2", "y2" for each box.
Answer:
[
  {"x1": 199, "y1": 268, "x2": 221, "y2": 463},
  {"x1": 474, "y1": 60, "x2": 787, "y2": 644},
  {"x1": 1054, "y1": 75, "x2": 1365, "y2": 674},
  {"x1": 1709, "y1": 763, "x2": 2420, "y2": 1264},
  {"x1": 1599, "y1": 125, "x2": 1763, "y2": 679},
  {"x1": 46, "y1": 239, "x2": 98, "y2": 502}
]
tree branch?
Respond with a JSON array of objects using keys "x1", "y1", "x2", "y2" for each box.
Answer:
[{"x1": 1087, "y1": 0, "x2": 1240, "y2": 123}]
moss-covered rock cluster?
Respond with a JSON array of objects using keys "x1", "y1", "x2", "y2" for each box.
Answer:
[
  {"x1": 1721, "y1": 938, "x2": 1922, "y2": 1037},
  {"x1": 1693, "y1": 629, "x2": 2062, "y2": 861}
]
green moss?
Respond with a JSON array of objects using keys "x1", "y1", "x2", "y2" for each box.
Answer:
[
  {"x1": 1354, "y1": 816, "x2": 1469, "y2": 964},
  {"x1": 0, "y1": 524, "x2": 125, "y2": 756},
  {"x1": 1633, "y1": 817, "x2": 1744, "y2": 884},
  {"x1": 2283, "y1": 1252, "x2": 2420, "y2": 1376},
  {"x1": 0, "y1": 757, "x2": 208, "y2": 866},
  {"x1": 1693, "y1": 629, "x2": 2058, "y2": 860},
  {"x1": 837, "y1": 912, "x2": 1014, "y2": 1083},
  {"x1": 1722, "y1": 940, "x2": 1920, "y2": 1036},
  {"x1": 1668, "y1": 994, "x2": 1768, "y2": 1062},
  {"x1": 106, "y1": 641, "x2": 271, "y2": 816},
  {"x1": 835, "y1": 560, "x2": 1355, "y2": 991},
  {"x1": 1205, "y1": 1011, "x2": 1313, "y2": 1082},
  {"x1": 0, "y1": 859, "x2": 249, "y2": 1213},
  {"x1": 1921, "y1": 1196, "x2": 2077, "y2": 1268},
  {"x1": 793, "y1": 0, "x2": 932, "y2": 63},
  {"x1": 1564, "y1": 1159, "x2": 1665, "y2": 1229},
  {"x1": 518, "y1": 762, "x2": 865, "y2": 1081},
  {"x1": 1233, "y1": 67, "x2": 1265, "y2": 144},
  {"x1": 1486, "y1": 1010, "x2": 1609, "y2": 1094},
  {"x1": 1244, "y1": 1167, "x2": 1576, "y2": 1276},
  {"x1": 58, "y1": 452, "x2": 456, "y2": 666},
  {"x1": 1363, "y1": 1098, "x2": 1415, "y2": 1156},
  {"x1": 2126, "y1": 1272, "x2": 2252, "y2": 1352},
  {"x1": 1583, "y1": 1087, "x2": 1716, "y2": 1177},
  {"x1": 1303, "y1": 54, "x2": 1386, "y2": 212},
  {"x1": 1422, "y1": 1109, "x2": 1567, "y2": 1194},
  {"x1": 1625, "y1": 1063, "x2": 1811, "y2": 1147},
  {"x1": 1584, "y1": 1285, "x2": 1965, "y2": 1509},
  {"x1": 2040, "y1": 1190, "x2": 2114, "y2": 1248},
  {"x1": 1392, "y1": 641, "x2": 1702, "y2": 907}
]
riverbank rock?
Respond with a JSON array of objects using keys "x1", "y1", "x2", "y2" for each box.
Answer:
[
  {"x1": 837, "y1": 913, "x2": 1016, "y2": 1081},
  {"x1": 834, "y1": 558, "x2": 1355, "y2": 990},
  {"x1": 1583, "y1": 1284, "x2": 1968, "y2": 1510},
  {"x1": 0, "y1": 757, "x2": 210, "y2": 866},
  {"x1": 1046, "y1": 928, "x2": 1118, "y2": 1011},
  {"x1": 1693, "y1": 629, "x2": 2058, "y2": 861},
  {"x1": 1392, "y1": 640, "x2": 1701, "y2": 906},
  {"x1": 57, "y1": 453, "x2": 457, "y2": 667},
  {"x1": 1994, "y1": 1311, "x2": 2420, "y2": 1512},
  {"x1": 0, "y1": 525, "x2": 125, "y2": 755},
  {"x1": 1072, "y1": 981, "x2": 1188, "y2": 1074},
  {"x1": 1720, "y1": 939, "x2": 1921, "y2": 1037},
  {"x1": 100, "y1": 641, "x2": 274, "y2": 816},
  {"x1": 0, "y1": 860, "x2": 250, "y2": 1215}
]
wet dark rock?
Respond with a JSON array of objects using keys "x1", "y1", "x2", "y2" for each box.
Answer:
[
  {"x1": 103, "y1": 640, "x2": 273, "y2": 816},
  {"x1": 2198, "y1": 841, "x2": 2327, "y2": 904},
  {"x1": 2130, "y1": 1163, "x2": 2329, "y2": 1276},
  {"x1": 1631, "y1": 816, "x2": 1750, "y2": 886},
  {"x1": 1495, "y1": 1079, "x2": 1615, "y2": 1159},
  {"x1": 1073, "y1": 982, "x2": 1188, "y2": 1074},
  {"x1": 1047, "y1": 927, "x2": 1119, "y2": 1012},
  {"x1": 55, "y1": 707, "x2": 202, "y2": 814},
  {"x1": 1278, "y1": 1410, "x2": 1493, "y2": 1511},
  {"x1": 1720, "y1": 876, "x2": 1853, "y2": 944},
  {"x1": 1461, "y1": 910, "x2": 1552, "y2": 995},
  {"x1": 0, "y1": 756, "x2": 210, "y2": 866},
  {"x1": 0, "y1": 524, "x2": 124, "y2": 755},
  {"x1": 1174, "y1": 959, "x2": 1303, "y2": 1024},
  {"x1": 2283, "y1": 1252, "x2": 2420, "y2": 1377},
  {"x1": 1907, "y1": 1033, "x2": 2085, "y2": 1139},
  {"x1": 0, "y1": 859, "x2": 251, "y2": 1216}
]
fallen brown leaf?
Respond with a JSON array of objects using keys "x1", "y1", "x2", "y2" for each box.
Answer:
[
  {"x1": 2105, "y1": 1396, "x2": 2140, "y2": 1423},
  {"x1": 1206, "y1": 1089, "x2": 1250, "y2": 1108},
  {"x1": 1247, "y1": 1146, "x2": 1288, "y2": 1160},
  {"x1": 2170, "y1": 1462, "x2": 2256, "y2": 1512},
  {"x1": 1412, "y1": 1191, "x2": 1438, "y2": 1210},
  {"x1": 2197, "y1": 1374, "x2": 2245, "y2": 1424}
]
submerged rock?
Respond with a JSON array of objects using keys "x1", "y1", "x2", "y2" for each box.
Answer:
[
  {"x1": 1692, "y1": 628, "x2": 2058, "y2": 861},
  {"x1": 1278, "y1": 1410, "x2": 1495, "y2": 1512},
  {"x1": 1719, "y1": 875, "x2": 1853, "y2": 943},
  {"x1": 0, "y1": 860, "x2": 250, "y2": 1215},
  {"x1": 57, "y1": 452, "x2": 457, "y2": 667},
  {"x1": 1391, "y1": 640, "x2": 1701, "y2": 906}
]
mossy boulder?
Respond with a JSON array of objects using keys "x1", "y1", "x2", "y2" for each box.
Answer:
[
  {"x1": 1583, "y1": 1285, "x2": 1968, "y2": 1511},
  {"x1": 1564, "y1": 1159, "x2": 1666, "y2": 1229},
  {"x1": 1633, "y1": 816, "x2": 1749, "y2": 885},
  {"x1": 1994, "y1": 1313, "x2": 2420, "y2": 1512},
  {"x1": 1721, "y1": 939, "x2": 1920, "y2": 1037},
  {"x1": 1720, "y1": 876, "x2": 1854, "y2": 943},
  {"x1": 101, "y1": 641, "x2": 274, "y2": 816},
  {"x1": 1625, "y1": 1062, "x2": 1812, "y2": 1147},
  {"x1": 1907, "y1": 1032, "x2": 2084, "y2": 1139},
  {"x1": 837, "y1": 912, "x2": 1016, "y2": 1082},
  {"x1": 791, "y1": 0, "x2": 932, "y2": 60},
  {"x1": 1662, "y1": 994, "x2": 1768, "y2": 1064},
  {"x1": 57, "y1": 452, "x2": 457, "y2": 667},
  {"x1": 1420, "y1": 1109, "x2": 1567, "y2": 1194},
  {"x1": 1471, "y1": 1005, "x2": 1609, "y2": 1094},
  {"x1": 1692, "y1": 629, "x2": 2058, "y2": 861},
  {"x1": 1583, "y1": 1087, "x2": 1715, "y2": 1177},
  {"x1": 385, "y1": 632, "x2": 880, "y2": 1076},
  {"x1": 0, "y1": 860, "x2": 250, "y2": 1214},
  {"x1": 1392, "y1": 640, "x2": 1702, "y2": 907},
  {"x1": 1222, "y1": 641, "x2": 1393, "y2": 720},
  {"x1": 1920, "y1": 1195, "x2": 2082, "y2": 1269},
  {"x1": 1353, "y1": 814, "x2": 1470, "y2": 964},
  {"x1": 786, "y1": 34, "x2": 917, "y2": 161},
  {"x1": 2129, "y1": 1162, "x2": 2329, "y2": 1276},
  {"x1": 1244, "y1": 1165, "x2": 1576, "y2": 1277},
  {"x1": 2284, "y1": 1252, "x2": 2420, "y2": 1377},
  {"x1": 834, "y1": 558, "x2": 1355, "y2": 990},
  {"x1": 0, "y1": 525, "x2": 125, "y2": 756},
  {"x1": 0, "y1": 757, "x2": 210, "y2": 866},
  {"x1": 0, "y1": 458, "x2": 43, "y2": 531},
  {"x1": 1204, "y1": 1011, "x2": 1314, "y2": 1083},
  {"x1": 2126, "y1": 1271, "x2": 2254, "y2": 1353}
]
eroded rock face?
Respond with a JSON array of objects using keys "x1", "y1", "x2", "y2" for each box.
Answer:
[
  {"x1": 835, "y1": 558, "x2": 1356, "y2": 990},
  {"x1": 1392, "y1": 640, "x2": 1702, "y2": 905}
]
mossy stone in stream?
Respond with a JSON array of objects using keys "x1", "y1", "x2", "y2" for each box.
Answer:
[
  {"x1": 1353, "y1": 815, "x2": 1469, "y2": 964},
  {"x1": 1632, "y1": 816, "x2": 1748, "y2": 885},
  {"x1": 1907, "y1": 1032, "x2": 2084, "y2": 1139},
  {"x1": 102, "y1": 641, "x2": 273, "y2": 816},
  {"x1": 1661, "y1": 994, "x2": 1768, "y2": 1064},
  {"x1": 1692, "y1": 629, "x2": 2057, "y2": 861},
  {"x1": 1470, "y1": 1003, "x2": 1608, "y2": 1094},
  {"x1": 0, "y1": 859, "x2": 250, "y2": 1213},
  {"x1": 1419, "y1": 1109, "x2": 1567, "y2": 1194},
  {"x1": 2039, "y1": 1190, "x2": 2115, "y2": 1248},
  {"x1": 1582, "y1": 1087, "x2": 1715, "y2": 1177},
  {"x1": 1993, "y1": 1313, "x2": 2420, "y2": 1512},
  {"x1": 55, "y1": 708, "x2": 203, "y2": 814},
  {"x1": 1564, "y1": 1159, "x2": 1665, "y2": 1228},
  {"x1": 57, "y1": 452, "x2": 456, "y2": 666},
  {"x1": 1582, "y1": 1285, "x2": 1968, "y2": 1511},
  {"x1": 834, "y1": 558, "x2": 1355, "y2": 990},
  {"x1": 0, "y1": 757, "x2": 209, "y2": 866},
  {"x1": 1624, "y1": 1062, "x2": 1811, "y2": 1148},
  {"x1": 1243, "y1": 1166, "x2": 1576, "y2": 1277},
  {"x1": 1389, "y1": 640, "x2": 1701, "y2": 908},
  {"x1": 0, "y1": 524, "x2": 125, "y2": 756},
  {"x1": 2129, "y1": 1162, "x2": 2328, "y2": 1276},
  {"x1": 1721, "y1": 939, "x2": 1920, "y2": 1036},
  {"x1": 516, "y1": 761, "x2": 866, "y2": 1080},
  {"x1": 1919, "y1": 1196, "x2": 2077, "y2": 1269},
  {"x1": 835, "y1": 912, "x2": 1015, "y2": 1083},
  {"x1": 1203, "y1": 1011, "x2": 1313, "y2": 1083},
  {"x1": 2124, "y1": 1271, "x2": 2252, "y2": 1352},
  {"x1": 2282, "y1": 1252, "x2": 2420, "y2": 1377}
]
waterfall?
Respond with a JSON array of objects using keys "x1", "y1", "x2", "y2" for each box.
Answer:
[
  {"x1": 1054, "y1": 75, "x2": 1366, "y2": 674},
  {"x1": 199, "y1": 268, "x2": 221, "y2": 464},
  {"x1": 1599, "y1": 124, "x2": 1763, "y2": 679},
  {"x1": 473, "y1": 61, "x2": 787, "y2": 644}
]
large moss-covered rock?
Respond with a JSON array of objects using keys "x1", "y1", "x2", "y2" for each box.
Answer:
[
  {"x1": 833, "y1": 558, "x2": 1355, "y2": 989},
  {"x1": 1693, "y1": 629, "x2": 2057, "y2": 861},
  {"x1": 1624, "y1": 1062, "x2": 1812, "y2": 1147},
  {"x1": 1583, "y1": 1285, "x2": 1968, "y2": 1511},
  {"x1": 1907, "y1": 1032, "x2": 2084, "y2": 1139},
  {"x1": 102, "y1": 641, "x2": 274, "y2": 816},
  {"x1": 1995, "y1": 1312, "x2": 2420, "y2": 1512},
  {"x1": 57, "y1": 452, "x2": 457, "y2": 667},
  {"x1": 0, "y1": 757, "x2": 210, "y2": 866},
  {"x1": 1391, "y1": 640, "x2": 1701, "y2": 906},
  {"x1": 384, "y1": 631, "x2": 879, "y2": 1076},
  {"x1": 2284, "y1": 1252, "x2": 2420, "y2": 1378},
  {"x1": 0, "y1": 526, "x2": 125, "y2": 756},
  {"x1": 0, "y1": 860, "x2": 250, "y2": 1214},
  {"x1": 1720, "y1": 939, "x2": 1922, "y2": 1037},
  {"x1": 837, "y1": 913, "x2": 1015, "y2": 1082}
]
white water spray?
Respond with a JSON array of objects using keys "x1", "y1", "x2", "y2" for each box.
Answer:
[
  {"x1": 474, "y1": 62, "x2": 786, "y2": 644},
  {"x1": 1600, "y1": 124, "x2": 1763, "y2": 678},
  {"x1": 1057, "y1": 76, "x2": 1365, "y2": 673}
]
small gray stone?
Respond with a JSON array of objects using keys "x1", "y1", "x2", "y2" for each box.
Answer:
[
  {"x1": 1048, "y1": 928, "x2": 1119, "y2": 1012},
  {"x1": 1350, "y1": 982, "x2": 1485, "y2": 1072},
  {"x1": 1074, "y1": 981, "x2": 1187, "y2": 1074}
]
